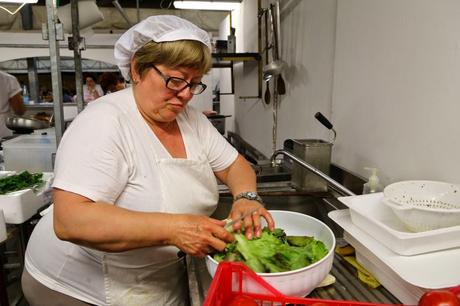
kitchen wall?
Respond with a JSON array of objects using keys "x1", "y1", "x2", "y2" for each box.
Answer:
[
  {"x1": 233, "y1": 0, "x2": 336, "y2": 160},
  {"x1": 235, "y1": 0, "x2": 460, "y2": 185}
]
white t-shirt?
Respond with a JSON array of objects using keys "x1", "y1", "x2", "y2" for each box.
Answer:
[
  {"x1": 25, "y1": 87, "x2": 238, "y2": 305},
  {"x1": 0, "y1": 71, "x2": 22, "y2": 137}
]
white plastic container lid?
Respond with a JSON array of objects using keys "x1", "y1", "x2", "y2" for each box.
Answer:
[{"x1": 2, "y1": 134, "x2": 56, "y2": 149}]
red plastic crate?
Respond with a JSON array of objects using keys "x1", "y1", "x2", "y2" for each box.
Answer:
[{"x1": 204, "y1": 262, "x2": 401, "y2": 306}]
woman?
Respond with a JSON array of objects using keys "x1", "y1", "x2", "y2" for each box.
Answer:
[
  {"x1": 83, "y1": 75, "x2": 104, "y2": 103},
  {"x1": 22, "y1": 15, "x2": 274, "y2": 306}
]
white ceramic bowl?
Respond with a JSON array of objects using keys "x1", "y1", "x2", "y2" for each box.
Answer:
[
  {"x1": 383, "y1": 180, "x2": 460, "y2": 232},
  {"x1": 205, "y1": 210, "x2": 336, "y2": 297}
]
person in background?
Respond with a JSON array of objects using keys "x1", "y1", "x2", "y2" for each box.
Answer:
[
  {"x1": 21, "y1": 15, "x2": 274, "y2": 306},
  {"x1": 0, "y1": 71, "x2": 26, "y2": 138},
  {"x1": 62, "y1": 88, "x2": 73, "y2": 103},
  {"x1": 83, "y1": 75, "x2": 103, "y2": 103},
  {"x1": 99, "y1": 72, "x2": 126, "y2": 94}
]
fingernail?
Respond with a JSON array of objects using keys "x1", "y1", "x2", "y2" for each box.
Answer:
[{"x1": 247, "y1": 232, "x2": 253, "y2": 239}]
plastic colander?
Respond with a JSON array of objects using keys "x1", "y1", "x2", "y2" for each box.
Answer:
[{"x1": 383, "y1": 180, "x2": 460, "y2": 232}]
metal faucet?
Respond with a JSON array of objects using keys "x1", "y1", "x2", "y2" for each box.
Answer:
[{"x1": 270, "y1": 149, "x2": 355, "y2": 196}]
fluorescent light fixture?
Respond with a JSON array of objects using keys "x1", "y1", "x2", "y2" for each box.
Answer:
[
  {"x1": 174, "y1": 1, "x2": 240, "y2": 11},
  {"x1": 0, "y1": 0, "x2": 38, "y2": 3},
  {"x1": 0, "y1": 0, "x2": 37, "y2": 15}
]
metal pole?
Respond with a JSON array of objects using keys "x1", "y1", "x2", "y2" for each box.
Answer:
[
  {"x1": 257, "y1": 0, "x2": 262, "y2": 99},
  {"x1": 27, "y1": 58, "x2": 39, "y2": 103},
  {"x1": 112, "y1": 0, "x2": 132, "y2": 27},
  {"x1": 136, "y1": 0, "x2": 140, "y2": 22},
  {"x1": 71, "y1": 0, "x2": 84, "y2": 113},
  {"x1": 45, "y1": 0, "x2": 64, "y2": 144}
]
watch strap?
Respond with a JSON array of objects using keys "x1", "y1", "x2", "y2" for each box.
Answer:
[{"x1": 233, "y1": 191, "x2": 263, "y2": 204}]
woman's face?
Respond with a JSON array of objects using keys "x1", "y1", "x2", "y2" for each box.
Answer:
[
  {"x1": 132, "y1": 64, "x2": 203, "y2": 125},
  {"x1": 86, "y1": 77, "x2": 95, "y2": 87}
]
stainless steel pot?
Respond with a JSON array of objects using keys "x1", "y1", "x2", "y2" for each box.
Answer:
[{"x1": 6, "y1": 116, "x2": 51, "y2": 134}]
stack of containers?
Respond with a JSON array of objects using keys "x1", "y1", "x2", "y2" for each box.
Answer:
[{"x1": 328, "y1": 192, "x2": 460, "y2": 305}]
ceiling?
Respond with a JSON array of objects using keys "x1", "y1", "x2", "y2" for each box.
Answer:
[
  {"x1": 35, "y1": 0, "x2": 177, "y2": 10},
  {"x1": 0, "y1": 1, "x2": 230, "y2": 33}
]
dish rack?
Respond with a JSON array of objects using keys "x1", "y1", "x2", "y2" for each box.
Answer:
[{"x1": 204, "y1": 262, "x2": 398, "y2": 306}]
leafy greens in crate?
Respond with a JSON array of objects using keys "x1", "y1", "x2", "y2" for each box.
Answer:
[{"x1": 0, "y1": 171, "x2": 44, "y2": 195}]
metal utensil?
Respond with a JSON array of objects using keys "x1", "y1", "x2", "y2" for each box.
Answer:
[
  {"x1": 6, "y1": 116, "x2": 51, "y2": 134},
  {"x1": 263, "y1": 9, "x2": 271, "y2": 105},
  {"x1": 263, "y1": 7, "x2": 286, "y2": 81},
  {"x1": 271, "y1": 1, "x2": 286, "y2": 95},
  {"x1": 314, "y1": 112, "x2": 337, "y2": 143},
  {"x1": 224, "y1": 207, "x2": 260, "y2": 231}
]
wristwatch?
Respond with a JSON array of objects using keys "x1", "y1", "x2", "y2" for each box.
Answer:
[{"x1": 233, "y1": 191, "x2": 263, "y2": 204}]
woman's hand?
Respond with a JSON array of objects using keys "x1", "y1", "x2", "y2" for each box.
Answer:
[
  {"x1": 228, "y1": 200, "x2": 275, "y2": 240},
  {"x1": 166, "y1": 214, "x2": 234, "y2": 257}
]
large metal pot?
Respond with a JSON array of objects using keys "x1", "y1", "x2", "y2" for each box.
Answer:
[{"x1": 6, "y1": 116, "x2": 51, "y2": 134}]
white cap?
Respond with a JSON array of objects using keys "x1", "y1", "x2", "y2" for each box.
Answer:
[{"x1": 114, "y1": 15, "x2": 211, "y2": 80}]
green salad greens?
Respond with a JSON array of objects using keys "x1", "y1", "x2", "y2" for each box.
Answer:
[
  {"x1": 212, "y1": 228, "x2": 328, "y2": 273},
  {"x1": 0, "y1": 171, "x2": 44, "y2": 195}
]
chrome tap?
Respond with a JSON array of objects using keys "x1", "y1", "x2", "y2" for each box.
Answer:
[{"x1": 270, "y1": 149, "x2": 355, "y2": 196}]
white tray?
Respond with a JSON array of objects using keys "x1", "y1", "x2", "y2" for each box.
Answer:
[
  {"x1": 338, "y1": 193, "x2": 460, "y2": 255},
  {"x1": 328, "y1": 209, "x2": 460, "y2": 290},
  {"x1": 354, "y1": 244, "x2": 425, "y2": 304},
  {"x1": 0, "y1": 171, "x2": 53, "y2": 224}
]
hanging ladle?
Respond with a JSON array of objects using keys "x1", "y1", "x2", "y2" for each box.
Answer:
[
  {"x1": 263, "y1": 9, "x2": 271, "y2": 104},
  {"x1": 263, "y1": 2, "x2": 287, "y2": 95},
  {"x1": 272, "y1": 1, "x2": 286, "y2": 95},
  {"x1": 262, "y1": 5, "x2": 286, "y2": 82}
]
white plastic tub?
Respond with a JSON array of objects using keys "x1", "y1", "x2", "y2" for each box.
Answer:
[
  {"x1": 351, "y1": 237, "x2": 426, "y2": 305},
  {"x1": 3, "y1": 134, "x2": 57, "y2": 172},
  {"x1": 338, "y1": 193, "x2": 460, "y2": 255}
]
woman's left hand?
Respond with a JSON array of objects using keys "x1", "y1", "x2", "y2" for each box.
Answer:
[{"x1": 227, "y1": 200, "x2": 275, "y2": 239}]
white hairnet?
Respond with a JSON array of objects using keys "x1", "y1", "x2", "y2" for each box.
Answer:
[{"x1": 114, "y1": 15, "x2": 211, "y2": 80}]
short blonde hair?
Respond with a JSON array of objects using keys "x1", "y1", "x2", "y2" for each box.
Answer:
[{"x1": 132, "y1": 40, "x2": 212, "y2": 80}]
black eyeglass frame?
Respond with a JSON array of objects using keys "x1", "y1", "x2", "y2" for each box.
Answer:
[{"x1": 151, "y1": 65, "x2": 207, "y2": 95}]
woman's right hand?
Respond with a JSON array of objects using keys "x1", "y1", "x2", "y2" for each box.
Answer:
[{"x1": 166, "y1": 214, "x2": 234, "y2": 257}]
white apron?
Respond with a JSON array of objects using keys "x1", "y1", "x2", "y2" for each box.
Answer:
[{"x1": 102, "y1": 118, "x2": 219, "y2": 306}]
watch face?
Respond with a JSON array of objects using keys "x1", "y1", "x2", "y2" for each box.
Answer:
[{"x1": 246, "y1": 192, "x2": 257, "y2": 199}]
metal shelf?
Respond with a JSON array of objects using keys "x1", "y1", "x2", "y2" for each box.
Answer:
[
  {"x1": 212, "y1": 53, "x2": 262, "y2": 97},
  {"x1": 212, "y1": 52, "x2": 261, "y2": 68}
]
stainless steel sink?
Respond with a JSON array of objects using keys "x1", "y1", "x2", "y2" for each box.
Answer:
[
  {"x1": 254, "y1": 162, "x2": 292, "y2": 183},
  {"x1": 188, "y1": 187, "x2": 400, "y2": 306}
]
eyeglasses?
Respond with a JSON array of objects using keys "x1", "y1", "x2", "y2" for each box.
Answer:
[{"x1": 151, "y1": 65, "x2": 207, "y2": 95}]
